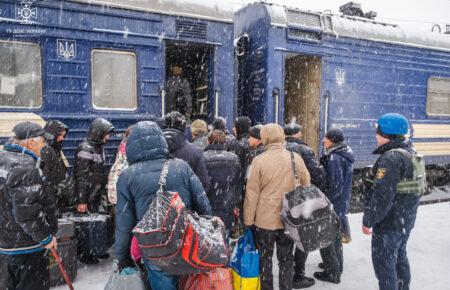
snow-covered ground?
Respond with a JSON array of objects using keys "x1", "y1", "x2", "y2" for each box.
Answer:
[{"x1": 52, "y1": 202, "x2": 450, "y2": 290}]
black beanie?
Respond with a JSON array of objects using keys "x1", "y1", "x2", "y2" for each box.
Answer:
[
  {"x1": 284, "y1": 123, "x2": 302, "y2": 136},
  {"x1": 164, "y1": 111, "x2": 186, "y2": 132},
  {"x1": 212, "y1": 117, "x2": 227, "y2": 132},
  {"x1": 249, "y1": 125, "x2": 262, "y2": 140},
  {"x1": 325, "y1": 128, "x2": 344, "y2": 144},
  {"x1": 235, "y1": 116, "x2": 251, "y2": 136}
]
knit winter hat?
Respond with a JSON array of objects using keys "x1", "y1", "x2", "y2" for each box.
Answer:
[
  {"x1": 325, "y1": 128, "x2": 345, "y2": 144},
  {"x1": 211, "y1": 117, "x2": 227, "y2": 132},
  {"x1": 249, "y1": 125, "x2": 263, "y2": 140},
  {"x1": 283, "y1": 122, "x2": 302, "y2": 136}
]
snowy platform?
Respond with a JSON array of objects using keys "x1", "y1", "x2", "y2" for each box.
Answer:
[{"x1": 52, "y1": 202, "x2": 450, "y2": 290}]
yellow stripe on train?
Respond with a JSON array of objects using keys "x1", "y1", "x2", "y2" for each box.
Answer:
[
  {"x1": 414, "y1": 142, "x2": 450, "y2": 156},
  {"x1": 412, "y1": 124, "x2": 450, "y2": 139},
  {"x1": 0, "y1": 112, "x2": 46, "y2": 138}
]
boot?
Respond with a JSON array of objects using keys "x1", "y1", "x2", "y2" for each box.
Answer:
[
  {"x1": 293, "y1": 275, "x2": 315, "y2": 289},
  {"x1": 79, "y1": 255, "x2": 99, "y2": 265},
  {"x1": 97, "y1": 253, "x2": 110, "y2": 260},
  {"x1": 313, "y1": 271, "x2": 340, "y2": 284}
]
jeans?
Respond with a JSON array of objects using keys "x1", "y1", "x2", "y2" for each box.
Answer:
[
  {"x1": 143, "y1": 259, "x2": 177, "y2": 290},
  {"x1": 372, "y1": 229, "x2": 411, "y2": 290},
  {"x1": 254, "y1": 228, "x2": 294, "y2": 290},
  {"x1": 2, "y1": 250, "x2": 49, "y2": 290}
]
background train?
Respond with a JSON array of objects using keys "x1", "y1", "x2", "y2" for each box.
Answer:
[{"x1": 1, "y1": 0, "x2": 449, "y2": 194}]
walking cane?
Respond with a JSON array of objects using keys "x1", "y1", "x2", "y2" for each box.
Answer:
[{"x1": 50, "y1": 247, "x2": 75, "y2": 290}]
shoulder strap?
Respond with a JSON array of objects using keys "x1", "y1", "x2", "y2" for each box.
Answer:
[
  {"x1": 290, "y1": 151, "x2": 299, "y2": 186},
  {"x1": 157, "y1": 160, "x2": 170, "y2": 193}
]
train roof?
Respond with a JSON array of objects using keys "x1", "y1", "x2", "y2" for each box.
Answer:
[
  {"x1": 69, "y1": 0, "x2": 234, "y2": 23},
  {"x1": 259, "y1": 3, "x2": 450, "y2": 52}
]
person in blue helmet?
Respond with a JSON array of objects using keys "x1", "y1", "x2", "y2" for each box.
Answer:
[{"x1": 363, "y1": 113, "x2": 425, "y2": 290}]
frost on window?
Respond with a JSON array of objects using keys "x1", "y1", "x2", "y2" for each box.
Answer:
[
  {"x1": 92, "y1": 50, "x2": 137, "y2": 110},
  {"x1": 427, "y1": 77, "x2": 450, "y2": 116},
  {"x1": 0, "y1": 41, "x2": 42, "y2": 108}
]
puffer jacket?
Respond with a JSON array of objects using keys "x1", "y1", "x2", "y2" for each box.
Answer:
[
  {"x1": 320, "y1": 142, "x2": 355, "y2": 219},
  {"x1": 285, "y1": 137, "x2": 325, "y2": 191},
  {"x1": 0, "y1": 143, "x2": 53, "y2": 255},
  {"x1": 163, "y1": 128, "x2": 210, "y2": 193},
  {"x1": 115, "y1": 121, "x2": 211, "y2": 261},
  {"x1": 203, "y1": 143, "x2": 241, "y2": 231},
  {"x1": 192, "y1": 134, "x2": 208, "y2": 150},
  {"x1": 41, "y1": 120, "x2": 69, "y2": 212},
  {"x1": 363, "y1": 140, "x2": 420, "y2": 233},
  {"x1": 74, "y1": 118, "x2": 114, "y2": 205},
  {"x1": 244, "y1": 124, "x2": 311, "y2": 230}
]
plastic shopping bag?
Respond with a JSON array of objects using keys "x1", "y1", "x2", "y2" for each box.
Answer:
[{"x1": 229, "y1": 230, "x2": 260, "y2": 290}]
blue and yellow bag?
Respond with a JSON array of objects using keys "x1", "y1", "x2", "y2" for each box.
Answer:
[{"x1": 230, "y1": 230, "x2": 260, "y2": 290}]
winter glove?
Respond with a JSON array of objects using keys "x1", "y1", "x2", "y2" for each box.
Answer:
[{"x1": 243, "y1": 224, "x2": 256, "y2": 237}]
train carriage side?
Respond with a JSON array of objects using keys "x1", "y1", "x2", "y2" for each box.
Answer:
[
  {"x1": 235, "y1": 3, "x2": 450, "y2": 191},
  {"x1": 0, "y1": 0, "x2": 235, "y2": 165}
]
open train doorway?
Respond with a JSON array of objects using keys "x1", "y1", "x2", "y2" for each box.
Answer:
[
  {"x1": 284, "y1": 54, "x2": 322, "y2": 154},
  {"x1": 165, "y1": 41, "x2": 213, "y2": 121}
]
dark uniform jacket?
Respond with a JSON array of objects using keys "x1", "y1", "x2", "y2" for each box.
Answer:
[
  {"x1": 285, "y1": 137, "x2": 325, "y2": 190},
  {"x1": 41, "y1": 120, "x2": 69, "y2": 212},
  {"x1": 203, "y1": 143, "x2": 241, "y2": 230},
  {"x1": 320, "y1": 142, "x2": 355, "y2": 219},
  {"x1": 0, "y1": 143, "x2": 53, "y2": 254},
  {"x1": 363, "y1": 140, "x2": 420, "y2": 233},
  {"x1": 163, "y1": 128, "x2": 210, "y2": 193},
  {"x1": 115, "y1": 122, "x2": 211, "y2": 261},
  {"x1": 74, "y1": 119, "x2": 114, "y2": 207}
]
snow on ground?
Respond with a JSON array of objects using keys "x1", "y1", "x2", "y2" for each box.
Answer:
[{"x1": 52, "y1": 202, "x2": 450, "y2": 290}]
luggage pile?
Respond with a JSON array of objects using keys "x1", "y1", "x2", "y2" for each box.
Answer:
[{"x1": 132, "y1": 161, "x2": 229, "y2": 275}]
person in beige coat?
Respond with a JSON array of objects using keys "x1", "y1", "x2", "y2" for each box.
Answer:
[{"x1": 244, "y1": 123, "x2": 310, "y2": 290}]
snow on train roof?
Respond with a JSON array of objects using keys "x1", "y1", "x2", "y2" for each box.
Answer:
[
  {"x1": 263, "y1": 3, "x2": 450, "y2": 52},
  {"x1": 70, "y1": 0, "x2": 234, "y2": 23}
]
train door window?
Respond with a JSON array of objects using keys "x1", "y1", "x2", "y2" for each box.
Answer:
[
  {"x1": 91, "y1": 49, "x2": 137, "y2": 110},
  {"x1": 0, "y1": 41, "x2": 42, "y2": 108},
  {"x1": 427, "y1": 77, "x2": 450, "y2": 116},
  {"x1": 165, "y1": 41, "x2": 213, "y2": 120},
  {"x1": 284, "y1": 54, "x2": 322, "y2": 154}
]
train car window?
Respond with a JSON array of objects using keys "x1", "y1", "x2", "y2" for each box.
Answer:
[
  {"x1": 427, "y1": 77, "x2": 450, "y2": 116},
  {"x1": 92, "y1": 50, "x2": 137, "y2": 110},
  {"x1": 0, "y1": 41, "x2": 42, "y2": 108}
]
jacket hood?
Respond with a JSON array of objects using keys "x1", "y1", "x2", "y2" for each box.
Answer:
[
  {"x1": 324, "y1": 142, "x2": 355, "y2": 163},
  {"x1": 261, "y1": 123, "x2": 285, "y2": 146},
  {"x1": 44, "y1": 120, "x2": 68, "y2": 149},
  {"x1": 163, "y1": 128, "x2": 186, "y2": 153},
  {"x1": 87, "y1": 118, "x2": 114, "y2": 144},
  {"x1": 373, "y1": 139, "x2": 414, "y2": 155},
  {"x1": 126, "y1": 121, "x2": 169, "y2": 165}
]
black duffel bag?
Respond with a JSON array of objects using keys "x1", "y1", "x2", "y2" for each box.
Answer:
[{"x1": 281, "y1": 152, "x2": 339, "y2": 252}]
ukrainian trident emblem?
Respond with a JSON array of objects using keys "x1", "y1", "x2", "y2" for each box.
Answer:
[{"x1": 57, "y1": 39, "x2": 76, "y2": 60}]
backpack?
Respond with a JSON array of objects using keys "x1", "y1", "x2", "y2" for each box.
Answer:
[
  {"x1": 281, "y1": 152, "x2": 339, "y2": 252},
  {"x1": 132, "y1": 161, "x2": 229, "y2": 275},
  {"x1": 392, "y1": 148, "x2": 427, "y2": 196}
]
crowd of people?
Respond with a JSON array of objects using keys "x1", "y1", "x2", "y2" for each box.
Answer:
[{"x1": 0, "y1": 111, "x2": 421, "y2": 290}]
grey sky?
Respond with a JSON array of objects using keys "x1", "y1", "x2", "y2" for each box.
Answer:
[{"x1": 234, "y1": 0, "x2": 450, "y2": 32}]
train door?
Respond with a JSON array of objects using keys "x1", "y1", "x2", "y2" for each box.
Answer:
[
  {"x1": 284, "y1": 54, "x2": 322, "y2": 154},
  {"x1": 165, "y1": 41, "x2": 213, "y2": 121}
]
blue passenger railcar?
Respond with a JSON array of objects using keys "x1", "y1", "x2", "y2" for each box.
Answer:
[
  {"x1": 235, "y1": 3, "x2": 450, "y2": 187},
  {"x1": 0, "y1": 0, "x2": 235, "y2": 164}
]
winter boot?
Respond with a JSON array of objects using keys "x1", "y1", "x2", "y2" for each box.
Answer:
[
  {"x1": 97, "y1": 253, "x2": 110, "y2": 260},
  {"x1": 313, "y1": 271, "x2": 340, "y2": 284},
  {"x1": 293, "y1": 275, "x2": 315, "y2": 289},
  {"x1": 79, "y1": 255, "x2": 99, "y2": 265}
]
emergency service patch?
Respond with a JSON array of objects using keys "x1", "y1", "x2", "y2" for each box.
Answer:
[{"x1": 376, "y1": 168, "x2": 386, "y2": 179}]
